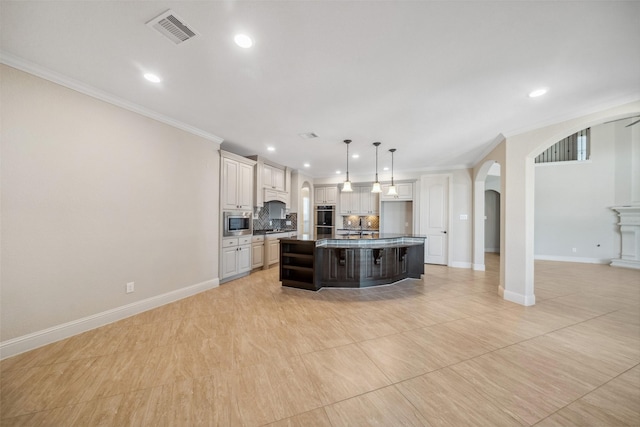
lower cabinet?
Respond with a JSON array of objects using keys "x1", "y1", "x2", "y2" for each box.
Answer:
[
  {"x1": 267, "y1": 239, "x2": 280, "y2": 266},
  {"x1": 221, "y1": 236, "x2": 252, "y2": 279},
  {"x1": 252, "y1": 237, "x2": 264, "y2": 269}
]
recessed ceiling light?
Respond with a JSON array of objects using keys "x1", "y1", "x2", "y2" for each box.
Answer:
[
  {"x1": 352, "y1": 154, "x2": 359, "y2": 159},
  {"x1": 144, "y1": 73, "x2": 161, "y2": 83},
  {"x1": 234, "y1": 34, "x2": 253, "y2": 48},
  {"x1": 383, "y1": 167, "x2": 389, "y2": 171},
  {"x1": 303, "y1": 163, "x2": 310, "y2": 168},
  {"x1": 529, "y1": 88, "x2": 548, "y2": 98},
  {"x1": 336, "y1": 170, "x2": 341, "y2": 174},
  {"x1": 267, "y1": 146, "x2": 275, "y2": 152}
]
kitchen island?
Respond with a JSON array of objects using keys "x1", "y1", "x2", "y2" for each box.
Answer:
[{"x1": 279, "y1": 234, "x2": 425, "y2": 291}]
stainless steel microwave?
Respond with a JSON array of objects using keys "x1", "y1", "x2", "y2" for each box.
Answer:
[{"x1": 223, "y1": 211, "x2": 252, "y2": 236}]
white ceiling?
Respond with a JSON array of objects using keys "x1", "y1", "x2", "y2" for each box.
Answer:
[{"x1": 2, "y1": 1, "x2": 639, "y2": 178}]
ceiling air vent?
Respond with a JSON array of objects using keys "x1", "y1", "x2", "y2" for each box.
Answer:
[
  {"x1": 146, "y1": 10, "x2": 198, "y2": 45},
  {"x1": 299, "y1": 132, "x2": 319, "y2": 139}
]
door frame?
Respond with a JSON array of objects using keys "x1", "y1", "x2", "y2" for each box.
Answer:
[{"x1": 419, "y1": 173, "x2": 453, "y2": 266}]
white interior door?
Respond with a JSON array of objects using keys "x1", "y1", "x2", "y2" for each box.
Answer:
[{"x1": 421, "y1": 175, "x2": 449, "y2": 265}]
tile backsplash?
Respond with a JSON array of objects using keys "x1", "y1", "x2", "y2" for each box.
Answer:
[
  {"x1": 253, "y1": 204, "x2": 297, "y2": 231},
  {"x1": 341, "y1": 215, "x2": 379, "y2": 230}
]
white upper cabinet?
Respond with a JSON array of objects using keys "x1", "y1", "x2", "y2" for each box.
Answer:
[
  {"x1": 380, "y1": 182, "x2": 413, "y2": 201},
  {"x1": 248, "y1": 156, "x2": 289, "y2": 207},
  {"x1": 340, "y1": 186, "x2": 378, "y2": 215},
  {"x1": 360, "y1": 188, "x2": 379, "y2": 214},
  {"x1": 221, "y1": 151, "x2": 255, "y2": 210},
  {"x1": 315, "y1": 186, "x2": 338, "y2": 205},
  {"x1": 263, "y1": 164, "x2": 285, "y2": 191},
  {"x1": 339, "y1": 189, "x2": 360, "y2": 214}
]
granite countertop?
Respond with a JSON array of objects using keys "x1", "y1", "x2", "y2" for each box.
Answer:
[
  {"x1": 253, "y1": 229, "x2": 297, "y2": 235},
  {"x1": 281, "y1": 233, "x2": 426, "y2": 247}
]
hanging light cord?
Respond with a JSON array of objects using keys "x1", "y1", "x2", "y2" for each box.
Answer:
[
  {"x1": 390, "y1": 148, "x2": 395, "y2": 186},
  {"x1": 346, "y1": 141, "x2": 350, "y2": 181},
  {"x1": 375, "y1": 143, "x2": 380, "y2": 182}
]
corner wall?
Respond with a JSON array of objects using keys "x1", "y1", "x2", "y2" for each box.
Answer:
[{"x1": 1, "y1": 65, "x2": 220, "y2": 353}]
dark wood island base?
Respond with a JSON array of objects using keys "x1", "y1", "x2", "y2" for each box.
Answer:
[{"x1": 279, "y1": 235, "x2": 426, "y2": 291}]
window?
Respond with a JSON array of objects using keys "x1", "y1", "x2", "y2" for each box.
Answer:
[{"x1": 535, "y1": 128, "x2": 590, "y2": 163}]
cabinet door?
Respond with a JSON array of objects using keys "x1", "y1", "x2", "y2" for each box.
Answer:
[
  {"x1": 268, "y1": 240, "x2": 280, "y2": 264},
  {"x1": 222, "y1": 158, "x2": 239, "y2": 210},
  {"x1": 263, "y1": 164, "x2": 273, "y2": 189},
  {"x1": 324, "y1": 186, "x2": 338, "y2": 204},
  {"x1": 252, "y1": 243, "x2": 264, "y2": 269},
  {"x1": 221, "y1": 246, "x2": 239, "y2": 278},
  {"x1": 397, "y1": 183, "x2": 413, "y2": 200},
  {"x1": 238, "y1": 245, "x2": 252, "y2": 273},
  {"x1": 359, "y1": 189, "x2": 379, "y2": 214},
  {"x1": 339, "y1": 190, "x2": 351, "y2": 214},
  {"x1": 370, "y1": 191, "x2": 379, "y2": 214},
  {"x1": 381, "y1": 182, "x2": 413, "y2": 201},
  {"x1": 272, "y1": 167, "x2": 285, "y2": 191},
  {"x1": 359, "y1": 187, "x2": 372, "y2": 214},
  {"x1": 315, "y1": 187, "x2": 325, "y2": 204},
  {"x1": 238, "y1": 162, "x2": 254, "y2": 209}
]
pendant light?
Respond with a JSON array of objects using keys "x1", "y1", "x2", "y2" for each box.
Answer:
[
  {"x1": 342, "y1": 139, "x2": 353, "y2": 192},
  {"x1": 371, "y1": 142, "x2": 382, "y2": 193},
  {"x1": 387, "y1": 148, "x2": 398, "y2": 196}
]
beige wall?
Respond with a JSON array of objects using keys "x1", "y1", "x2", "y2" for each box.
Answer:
[{"x1": 1, "y1": 65, "x2": 220, "y2": 343}]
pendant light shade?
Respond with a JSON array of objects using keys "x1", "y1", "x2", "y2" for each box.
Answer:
[
  {"x1": 387, "y1": 148, "x2": 398, "y2": 196},
  {"x1": 342, "y1": 139, "x2": 353, "y2": 192},
  {"x1": 371, "y1": 142, "x2": 382, "y2": 193}
]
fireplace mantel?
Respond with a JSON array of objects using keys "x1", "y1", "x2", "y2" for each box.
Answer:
[{"x1": 610, "y1": 205, "x2": 640, "y2": 270}]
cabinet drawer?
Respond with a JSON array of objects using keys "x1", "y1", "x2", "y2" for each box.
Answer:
[
  {"x1": 239, "y1": 236, "x2": 252, "y2": 245},
  {"x1": 252, "y1": 235, "x2": 265, "y2": 242},
  {"x1": 222, "y1": 238, "x2": 239, "y2": 247}
]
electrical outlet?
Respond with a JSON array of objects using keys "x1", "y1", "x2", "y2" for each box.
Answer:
[
  {"x1": 572, "y1": 248, "x2": 577, "y2": 253},
  {"x1": 347, "y1": 221, "x2": 351, "y2": 225},
  {"x1": 286, "y1": 220, "x2": 292, "y2": 225},
  {"x1": 368, "y1": 221, "x2": 371, "y2": 226},
  {"x1": 126, "y1": 282, "x2": 135, "y2": 293}
]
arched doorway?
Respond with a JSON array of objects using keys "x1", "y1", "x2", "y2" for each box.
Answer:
[
  {"x1": 501, "y1": 103, "x2": 640, "y2": 306},
  {"x1": 472, "y1": 160, "x2": 501, "y2": 271}
]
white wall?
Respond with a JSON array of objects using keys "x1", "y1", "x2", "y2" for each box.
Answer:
[
  {"x1": 534, "y1": 122, "x2": 621, "y2": 263},
  {"x1": 502, "y1": 100, "x2": 640, "y2": 306},
  {"x1": 614, "y1": 120, "x2": 640, "y2": 205},
  {"x1": 1, "y1": 65, "x2": 220, "y2": 348},
  {"x1": 485, "y1": 175, "x2": 501, "y2": 192}
]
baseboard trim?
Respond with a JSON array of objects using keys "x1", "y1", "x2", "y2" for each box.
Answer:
[
  {"x1": 534, "y1": 255, "x2": 610, "y2": 264},
  {"x1": 502, "y1": 287, "x2": 535, "y2": 306},
  {"x1": 0, "y1": 278, "x2": 219, "y2": 360},
  {"x1": 610, "y1": 259, "x2": 640, "y2": 270},
  {"x1": 449, "y1": 261, "x2": 472, "y2": 269},
  {"x1": 472, "y1": 263, "x2": 486, "y2": 271}
]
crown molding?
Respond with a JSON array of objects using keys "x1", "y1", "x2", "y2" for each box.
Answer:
[{"x1": 0, "y1": 51, "x2": 224, "y2": 145}]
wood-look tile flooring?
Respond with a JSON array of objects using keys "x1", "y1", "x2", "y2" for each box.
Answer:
[{"x1": 2, "y1": 254, "x2": 639, "y2": 426}]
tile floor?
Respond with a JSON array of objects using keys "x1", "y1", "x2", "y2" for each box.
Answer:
[{"x1": 1, "y1": 255, "x2": 639, "y2": 426}]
